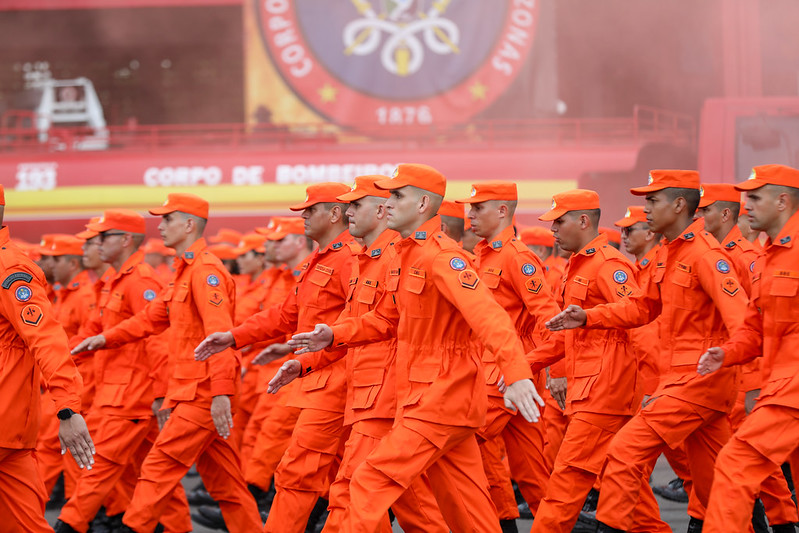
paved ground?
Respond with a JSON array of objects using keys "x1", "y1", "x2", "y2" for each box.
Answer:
[{"x1": 46, "y1": 455, "x2": 692, "y2": 532}]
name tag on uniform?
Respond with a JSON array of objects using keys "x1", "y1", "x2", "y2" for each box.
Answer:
[
  {"x1": 363, "y1": 278, "x2": 378, "y2": 288},
  {"x1": 676, "y1": 262, "x2": 692, "y2": 273},
  {"x1": 573, "y1": 276, "x2": 589, "y2": 286},
  {"x1": 409, "y1": 267, "x2": 425, "y2": 278},
  {"x1": 774, "y1": 270, "x2": 799, "y2": 278},
  {"x1": 315, "y1": 264, "x2": 334, "y2": 275}
]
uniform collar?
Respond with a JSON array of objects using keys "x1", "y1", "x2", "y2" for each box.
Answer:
[
  {"x1": 770, "y1": 209, "x2": 799, "y2": 248},
  {"x1": 637, "y1": 244, "x2": 660, "y2": 268},
  {"x1": 405, "y1": 215, "x2": 442, "y2": 247},
  {"x1": 0, "y1": 226, "x2": 9, "y2": 248},
  {"x1": 113, "y1": 250, "x2": 145, "y2": 281},
  {"x1": 319, "y1": 229, "x2": 353, "y2": 255},
  {"x1": 576, "y1": 233, "x2": 607, "y2": 257},
  {"x1": 63, "y1": 269, "x2": 92, "y2": 291},
  {"x1": 721, "y1": 224, "x2": 744, "y2": 249},
  {"x1": 364, "y1": 229, "x2": 399, "y2": 260},
  {"x1": 674, "y1": 218, "x2": 704, "y2": 243},
  {"x1": 474, "y1": 225, "x2": 516, "y2": 255},
  {"x1": 177, "y1": 238, "x2": 207, "y2": 266}
]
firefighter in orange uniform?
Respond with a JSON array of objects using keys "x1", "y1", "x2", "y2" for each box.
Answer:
[
  {"x1": 72, "y1": 193, "x2": 261, "y2": 532},
  {"x1": 0, "y1": 185, "x2": 95, "y2": 531},
  {"x1": 698, "y1": 164, "x2": 799, "y2": 533},
  {"x1": 281, "y1": 164, "x2": 545, "y2": 533},
  {"x1": 525, "y1": 190, "x2": 669, "y2": 533},
  {"x1": 55, "y1": 209, "x2": 192, "y2": 533},
  {"x1": 195, "y1": 183, "x2": 359, "y2": 533},
  {"x1": 548, "y1": 170, "x2": 749, "y2": 533},
  {"x1": 455, "y1": 182, "x2": 561, "y2": 525}
]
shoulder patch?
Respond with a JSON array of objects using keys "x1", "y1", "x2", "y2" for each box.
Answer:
[
  {"x1": 491, "y1": 240, "x2": 503, "y2": 249},
  {"x1": 143, "y1": 289, "x2": 157, "y2": 301},
  {"x1": 206, "y1": 274, "x2": 220, "y2": 287},
  {"x1": 749, "y1": 261, "x2": 755, "y2": 273},
  {"x1": 521, "y1": 263, "x2": 536, "y2": 276},
  {"x1": 459, "y1": 269, "x2": 479, "y2": 290},
  {"x1": 525, "y1": 277, "x2": 543, "y2": 294},
  {"x1": 184, "y1": 251, "x2": 194, "y2": 259},
  {"x1": 612, "y1": 270, "x2": 628, "y2": 284},
  {"x1": 780, "y1": 236, "x2": 791, "y2": 245},
  {"x1": 616, "y1": 284, "x2": 634, "y2": 298},
  {"x1": 331, "y1": 242, "x2": 343, "y2": 250},
  {"x1": 450, "y1": 257, "x2": 467, "y2": 271},
  {"x1": 14, "y1": 285, "x2": 32, "y2": 302},
  {"x1": 2, "y1": 271, "x2": 33, "y2": 289},
  {"x1": 585, "y1": 248, "x2": 596, "y2": 255},
  {"x1": 20, "y1": 304, "x2": 43, "y2": 326},
  {"x1": 414, "y1": 231, "x2": 427, "y2": 240},
  {"x1": 640, "y1": 258, "x2": 650, "y2": 267},
  {"x1": 721, "y1": 276, "x2": 740, "y2": 296},
  {"x1": 370, "y1": 248, "x2": 382, "y2": 257},
  {"x1": 715, "y1": 259, "x2": 731, "y2": 274}
]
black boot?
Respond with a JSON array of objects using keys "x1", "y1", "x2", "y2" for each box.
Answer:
[
  {"x1": 686, "y1": 516, "x2": 703, "y2": 533},
  {"x1": 248, "y1": 482, "x2": 275, "y2": 512},
  {"x1": 596, "y1": 522, "x2": 626, "y2": 533},
  {"x1": 583, "y1": 488, "x2": 600, "y2": 512},
  {"x1": 305, "y1": 497, "x2": 329, "y2": 533},
  {"x1": 772, "y1": 524, "x2": 798, "y2": 533},
  {"x1": 187, "y1": 481, "x2": 217, "y2": 506},
  {"x1": 191, "y1": 505, "x2": 228, "y2": 531},
  {"x1": 653, "y1": 477, "x2": 689, "y2": 503},
  {"x1": 500, "y1": 518, "x2": 519, "y2": 533},
  {"x1": 518, "y1": 500, "x2": 534, "y2": 519},
  {"x1": 750, "y1": 498, "x2": 769, "y2": 533},
  {"x1": 52, "y1": 520, "x2": 78, "y2": 533}
]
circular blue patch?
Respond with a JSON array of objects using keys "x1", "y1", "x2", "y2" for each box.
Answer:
[
  {"x1": 749, "y1": 261, "x2": 755, "y2": 273},
  {"x1": 206, "y1": 274, "x2": 220, "y2": 287},
  {"x1": 15, "y1": 285, "x2": 32, "y2": 302},
  {"x1": 613, "y1": 270, "x2": 628, "y2": 284},
  {"x1": 521, "y1": 263, "x2": 536, "y2": 276},
  {"x1": 716, "y1": 260, "x2": 731, "y2": 274},
  {"x1": 143, "y1": 289, "x2": 157, "y2": 301},
  {"x1": 449, "y1": 258, "x2": 466, "y2": 271}
]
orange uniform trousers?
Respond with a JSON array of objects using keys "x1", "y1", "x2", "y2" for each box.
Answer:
[
  {"x1": 263, "y1": 407, "x2": 348, "y2": 533},
  {"x1": 341, "y1": 419, "x2": 501, "y2": 533},
  {"x1": 58, "y1": 416, "x2": 191, "y2": 533},
  {"x1": 244, "y1": 399, "x2": 300, "y2": 491},
  {"x1": 596, "y1": 395, "x2": 731, "y2": 530},
  {"x1": 477, "y1": 396, "x2": 549, "y2": 518},
  {"x1": 542, "y1": 393, "x2": 567, "y2": 471},
  {"x1": 323, "y1": 417, "x2": 447, "y2": 533},
  {"x1": 705, "y1": 404, "x2": 799, "y2": 532},
  {"x1": 122, "y1": 405, "x2": 261, "y2": 533},
  {"x1": 0, "y1": 447, "x2": 52, "y2": 533},
  {"x1": 239, "y1": 365, "x2": 288, "y2": 468},
  {"x1": 531, "y1": 412, "x2": 669, "y2": 533}
]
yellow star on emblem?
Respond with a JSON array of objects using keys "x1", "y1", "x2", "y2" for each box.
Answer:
[
  {"x1": 318, "y1": 83, "x2": 338, "y2": 103},
  {"x1": 469, "y1": 81, "x2": 487, "y2": 101}
]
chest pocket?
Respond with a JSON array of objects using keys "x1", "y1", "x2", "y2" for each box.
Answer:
[
  {"x1": 173, "y1": 286, "x2": 189, "y2": 303},
  {"x1": 105, "y1": 293, "x2": 124, "y2": 313},
  {"x1": 671, "y1": 268, "x2": 696, "y2": 310},
  {"x1": 481, "y1": 269, "x2": 501, "y2": 290},
  {"x1": 403, "y1": 270, "x2": 432, "y2": 318},
  {"x1": 306, "y1": 268, "x2": 334, "y2": 308},
  {"x1": 356, "y1": 280, "x2": 378, "y2": 306},
  {"x1": 770, "y1": 275, "x2": 799, "y2": 321},
  {"x1": 567, "y1": 277, "x2": 588, "y2": 303}
]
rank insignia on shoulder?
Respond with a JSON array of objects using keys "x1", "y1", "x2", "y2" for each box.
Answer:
[
  {"x1": 184, "y1": 251, "x2": 194, "y2": 259},
  {"x1": 143, "y1": 289, "x2": 157, "y2": 301},
  {"x1": 585, "y1": 248, "x2": 596, "y2": 255},
  {"x1": 2, "y1": 271, "x2": 33, "y2": 289},
  {"x1": 526, "y1": 277, "x2": 543, "y2": 294},
  {"x1": 331, "y1": 242, "x2": 343, "y2": 249},
  {"x1": 371, "y1": 248, "x2": 382, "y2": 257},
  {"x1": 459, "y1": 269, "x2": 479, "y2": 290},
  {"x1": 21, "y1": 304, "x2": 43, "y2": 326},
  {"x1": 209, "y1": 291, "x2": 224, "y2": 306},
  {"x1": 293, "y1": 269, "x2": 302, "y2": 277},
  {"x1": 616, "y1": 284, "x2": 633, "y2": 297},
  {"x1": 521, "y1": 263, "x2": 536, "y2": 276},
  {"x1": 725, "y1": 241, "x2": 736, "y2": 249},
  {"x1": 683, "y1": 232, "x2": 695, "y2": 240},
  {"x1": 14, "y1": 285, "x2": 32, "y2": 302},
  {"x1": 414, "y1": 231, "x2": 427, "y2": 240},
  {"x1": 206, "y1": 274, "x2": 220, "y2": 286},
  {"x1": 491, "y1": 240, "x2": 503, "y2": 249},
  {"x1": 613, "y1": 270, "x2": 628, "y2": 284},
  {"x1": 716, "y1": 259, "x2": 730, "y2": 274},
  {"x1": 641, "y1": 258, "x2": 650, "y2": 266},
  {"x1": 780, "y1": 236, "x2": 791, "y2": 245},
  {"x1": 722, "y1": 276, "x2": 740, "y2": 296},
  {"x1": 450, "y1": 257, "x2": 467, "y2": 271}
]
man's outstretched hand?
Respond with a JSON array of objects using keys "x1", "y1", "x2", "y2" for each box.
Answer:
[
  {"x1": 194, "y1": 332, "x2": 235, "y2": 361},
  {"x1": 697, "y1": 347, "x2": 725, "y2": 376},
  {"x1": 503, "y1": 378, "x2": 545, "y2": 423},
  {"x1": 71, "y1": 335, "x2": 106, "y2": 354},
  {"x1": 252, "y1": 343, "x2": 294, "y2": 366},
  {"x1": 287, "y1": 324, "x2": 334, "y2": 354},
  {"x1": 267, "y1": 360, "x2": 302, "y2": 394},
  {"x1": 546, "y1": 305, "x2": 587, "y2": 331}
]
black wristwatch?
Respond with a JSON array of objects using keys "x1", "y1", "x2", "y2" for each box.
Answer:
[{"x1": 57, "y1": 408, "x2": 76, "y2": 420}]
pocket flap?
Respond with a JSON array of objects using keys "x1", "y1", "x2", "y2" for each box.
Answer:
[
  {"x1": 352, "y1": 367, "x2": 385, "y2": 387},
  {"x1": 297, "y1": 429, "x2": 340, "y2": 454},
  {"x1": 174, "y1": 287, "x2": 189, "y2": 302},
  {"x1": 356, "y1": 285, "x2": 377, "y2": 305},
  {"x1": 309, "y1": 270, "x2": 332, "y2": 288},
  {"x1": 482, "y1": 272, "x2": 501, "y2": 289},
  {"x1": 301, "y1": 371, "x2": 330, "y2": 391},
  {"x1": 573, "y1": 359, "x2": 601, "y2": 378},
  {"x1": 408, "y1": 364, "x2": 438, "y2": 383},
  {"x1": 770, "y1": 276, "x2": 798, "y2": 297},
  {"x1": 404, "y1": 275, "x2": 425, "y2": 295}
]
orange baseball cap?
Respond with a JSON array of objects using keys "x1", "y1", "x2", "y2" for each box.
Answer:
[
  {"x1": 519, "y1": 226, "x2": 554, "y2": 247},
  {"x1": 209, "y1": 228, "x2": 242, "y2": 245},
  {"x1": 375, "y1": 164, "x2": 446, "y2": 197},
  {"x1": 614, "y1": 206, "x2": 647, "y2": 228},
  {"x1": 232, "y1": 233, "x2": 266, "y2": 255},
  {"x1": 40, "y1": 235, "x2": 85, "y2": 256},
  {"x1": 698, "y1": 183, "x2": 741, "y2": 208},
  {"x1": 87, "y1": 209, "x2": 146, "y2": 234},
  {"x1": 76, "y1": 216, "x2": 102, "y2": 240},
  {"x1": 289, "y1": 182, "x2": 352, "y2": 211},
  {"x1": 207, "y1": 243, "x2": 238, "y2": 260},
  {"x1": 455, "y1": 181, "x2": 517, "y2": 203},
  {"x1": 255, "y1": 218, "x2": 281, "y2": 239},
  {"x1": 266, "y1": 218, "x2": 306, "y2": 241},
  {"x1": 438, "y1": 200, "x2": 464, "y2": 219},
  {"x1": 600, "y1": 227, "x2": 621, "y2": 245},
  {"x1": 149, "y1": 193, "x2": 209, "y2": 219},
  {"x1": 142, "y1": 237, "x2": 175, "y2": 256},
  {"x1": 337, "y1": 175, "x2": 391, "y2": 202},
  {"x1": 631, "y1": 169, "x2": 700, "y2": 195},
  {"x1": 735, "y1": 164, "x2": 799, "y2": 191},
  {"x1": 539, "y1": 189, "x2": 600, "y2": 221}
]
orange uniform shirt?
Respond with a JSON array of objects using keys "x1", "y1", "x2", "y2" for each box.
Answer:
[
  {"x1": 78, "y1": 251, "x2": 168, "y2": 418},
  {"x1": 722, "y1": 210, "x2": 799, "y2": 409},
  {"x1": 0, "y1": 227, "x2": 83, "y2": 448},
  {"x1": 472, "y1": 225, "x2": 561, "y2": 396},
  {"x1": 328, "y1": 216, "x2": 533, "y2": 431},
  {"x1": 586, "y1": 219, "x2": 748, "y2": 412},
  {"x1": 543, "y1": 255, "x2": 566, "y2": 296},
  {"x1": 102, "y1": 238, "x2": 240, "y2": 421},
  {"x1": 297, "y1": 229, "x2": 401, "y2": 425},
  {"x1": 529, "y1": 233, "x2": 641, "y2": 417},
  {"x1": 231, "y1": 230, "x2": 359, "y2": 413},
  {"x1": 629, "y1": 245, "x2": 662, "y2": 396}
]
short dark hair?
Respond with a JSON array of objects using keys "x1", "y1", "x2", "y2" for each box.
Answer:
[
  {"x1": 569, "y1": 208, "x2": 601, "y2": 227},
  {"x1": 321, "y1": 202, "x2": 350, "y2": 226},
  {"x1": 664, "y1": 188, "x2": 700, "y2": 217},
  {"x1": 715, "y1": 200, "x2": 741, "y2": 221}
]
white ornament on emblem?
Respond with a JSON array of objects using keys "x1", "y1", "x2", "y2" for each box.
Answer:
[{"x1": 647, "y1": 174, "x2": 654, "y2": 185}]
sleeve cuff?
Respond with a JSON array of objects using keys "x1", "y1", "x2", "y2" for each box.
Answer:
[{"x1": 210, "y1": 379, "x2": 236, "y2": 397}]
